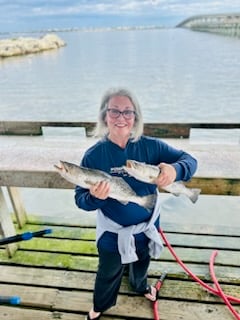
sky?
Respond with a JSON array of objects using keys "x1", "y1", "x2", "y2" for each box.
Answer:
[{"x1": 1, "y1": 0, "x2": 240, "y2": 33}]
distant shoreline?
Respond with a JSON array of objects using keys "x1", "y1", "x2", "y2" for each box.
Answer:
[{"x1": 0, "y1": 25, "x2": 167, "y2": 36}]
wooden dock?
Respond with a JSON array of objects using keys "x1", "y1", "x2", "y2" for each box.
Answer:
[
  {"x1": 0, "y1": 121, "x2": 240, "y2": 319},
  {"x1": 0, "y1": 219, "x2": 240, "y2": 319}
]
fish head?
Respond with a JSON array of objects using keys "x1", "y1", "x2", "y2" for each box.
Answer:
[
  {"x1": 54, "y1": 161, "x2": 111, "y2": 188},
  {"x1": 126, "y1": 159, "x2": 155, "y2": 176},
  {"x1": 54, "y1": 160, "x2": 73, "y2": 174},
  {"x1": 124, "y1": 160, "x2": 151, "y2": 183},
  {"x1": 124, "y1": 160, "x2": 140, "y2": 176},
  {"x1": 54, "y1": 160, "x2": 82, "y2": 183},
  {"x1": 126, "y1": 159, "x2": 144, "y2": 171},
  {"x1": 124, "y1": 160, "x2": 159, "y2": 184}
]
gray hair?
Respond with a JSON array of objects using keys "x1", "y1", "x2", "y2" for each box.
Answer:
[{"x1": 93, "y1": 87, "x2": 144, "y2": 141}]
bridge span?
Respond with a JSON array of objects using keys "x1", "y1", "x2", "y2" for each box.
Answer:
[{"x1": 177, "y1": 13, "x2": 240, "y2": 37}]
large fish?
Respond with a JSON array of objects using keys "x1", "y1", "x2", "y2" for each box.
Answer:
[
  {"x1": 54, "y1": 160, "x2": 156, "y2": 211},
  {"x1": 111, "y1": 160, "x2": 201, "y2": 203}
]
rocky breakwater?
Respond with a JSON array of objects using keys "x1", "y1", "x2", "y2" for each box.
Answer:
[{"x1": 0, "y1": 33, "x2": 66, "y2": 58}]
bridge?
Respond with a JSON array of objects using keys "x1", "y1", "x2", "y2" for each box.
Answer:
[{"x1": 176, "y1": 13, "x2": 240, "y2": 37}]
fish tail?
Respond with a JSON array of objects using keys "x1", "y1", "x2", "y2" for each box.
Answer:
[
  {"x1": 141, "y1": 194, "x2": 157, "y2": 211},
  {"x1": 189, "y1": 188, "x2": 201, "y2": 203}
]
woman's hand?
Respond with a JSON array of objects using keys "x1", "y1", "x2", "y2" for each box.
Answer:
[
  {"x1": 154, "y1": 163, "x2": 177, "y2": 187},
  {"x1": 89, "y1": 181, "x2": 110, "y2": 200}
]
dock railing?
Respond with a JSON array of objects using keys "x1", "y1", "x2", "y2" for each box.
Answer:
[
  {"x1": 0, "y1": 121, "x2": 240, "y2": 256},
  {"x1": 1, "y1": 120, "x2": 240, "y2": 138}
]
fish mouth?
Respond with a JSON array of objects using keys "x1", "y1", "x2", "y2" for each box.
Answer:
[
  {"x1": 126, "y1": 160, "x2": 138, "y2": 169},
  {"x1": 54, "y1": 160, "x2": 66, "y2": 171},
  {"x1": 126, "y1": 160, "x2": 133, "y2": 168}
]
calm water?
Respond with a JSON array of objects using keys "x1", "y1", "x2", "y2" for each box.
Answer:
[
  {"x1": 1, "y1": 28, "x2": 239, "y2": 225},
  {"x1": 1, "y1": 28, "x2": 240, "y2": 123}
]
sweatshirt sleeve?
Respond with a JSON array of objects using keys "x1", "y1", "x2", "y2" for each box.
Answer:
[
  {"x1": 155, "y1": 140, "x2": 198, "y2": 182},
  {"x1": 171, "y1": 151, "x2": 198, "y2": 181},
  {"x1": 75, "y1": 185, "x2": 106, "y2": 211}
]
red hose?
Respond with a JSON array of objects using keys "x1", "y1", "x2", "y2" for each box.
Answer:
[
  {"x1": 153, "y1": 298, "x2": 160, "y2": 320},
  {"x1": 153, "y1": 272, "x2": 167, "y2": 320},
  {"x1": 209, "y1": 250, "x2": 240, "y2": 319},
  {"x1": 155, "y1": 228, "x2": 240, "y2": 320}
]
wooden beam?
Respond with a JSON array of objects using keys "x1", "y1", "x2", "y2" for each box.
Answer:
[
  {"x1": 0, "y1": 187, "x2": 18, "y2": 257},
  {"x1": 1, "y1": 121, "x2": 239, "y2": 138},
  {"x1": 7, "y1": 187, "x2": 27, "y2": 228},
  {"x1": 186, "y1": 177, "x2": 240, "y2": 196},
  {"x1": 1, "y1": 171, "x2": 239, "y2": 195}
]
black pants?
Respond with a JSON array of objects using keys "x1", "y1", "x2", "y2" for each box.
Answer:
[{"x1": 93, "y1": 246, "x2": 151, "y2": 313}]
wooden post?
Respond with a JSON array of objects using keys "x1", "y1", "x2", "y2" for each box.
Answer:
[
  {"x1": 7, "y1": 186, "x2": 27, "y2": 228},
  {"x1": 0, "y1": 187, "x2": 18, "y2": 257}
]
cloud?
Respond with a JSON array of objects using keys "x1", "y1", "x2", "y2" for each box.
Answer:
[{"x1": 0, "y1": 0, "x2": 240, "y2": 32}]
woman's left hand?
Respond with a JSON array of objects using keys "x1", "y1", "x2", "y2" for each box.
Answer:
[{"x1": 154, "y1": 163, "x2": 177, "y2": 187}]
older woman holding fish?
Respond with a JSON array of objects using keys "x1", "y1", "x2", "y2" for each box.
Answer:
[{"x1": 74, "y1": 88, "x2": 197, "y2": 320}]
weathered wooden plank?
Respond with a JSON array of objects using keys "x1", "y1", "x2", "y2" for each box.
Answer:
[
  {"x1": 163, "y1": 233, "x2": 240, "y2": 251},
  {"x1": 144, "y1": 122, "x2": 240, "y2": 138},
  {"x1": 0, "y1": 301, "x2": 238, "y2": 320},
  {"x1": 0, "y1": 250, "x2": 239, "y2": 283},
  {"x1": 143, "y1": 123, "x2": 192, "y2": 138},
  {"x1": 162, "y1": 247, "x2": 240, "y2": 266},
  {"x1": 0, "y1": 307, "x2": 86, "y2": 320},
  {"x1": 0, "y1": 121, "x2": 95, "y2": 136},
  {"x1": 7, "y1": 186, "x2": 27, "y2": 228},
  {"x1": 1, "y1": 283, "x2": 239, "y2": 320},
  {"x1": 17, "y1": 237, "x2": 240, "y2": 266},
  {"x1": 162, "y1": 222, "x2": 240, "y2": 237},
  {"x1": 0, "y1": 265, "x2": 239, "y2": 303},
  {"x1": 0, "y1": 250, "x2": 75, "y2": 269},
  {"x1": 21, "y1": 219, "x2": 240, "y2": 237},
  {"x1": 1, "y1": 121, "x2": 239, "y2": 138},
  {"x1": 18, "y1": 224, "x2": 97, "y2": 240},
  {"x1": 186, "y1": 177, "x2": 240, "y2": 196},
  {"x1": 148, "y1": 260, "x2": 240, "y2": 283},
  {"x1": 26, "y1": 214, "x2": 95, "y2": 228},
  {"x1": 19, "y1": 238, "x2": 98, "y2": 254},
  {"x1": 0, "y1": 170, "x2": 73, "y2": 189},
  {"x1": 55, "y1": 290, "x2": 240, "y2": 320},
  {"x1": 17, "y1": 222, "x2": 240, "y2": 240},
  {"x1": 1, "y1": 169, "x2": 239, "y2": 194},
  {"x1": 21, "y1": 226, "x2": 240, "y2": 251},
  {"x1": 0, "y1": 283, "x2": 58, "y2": 309},
  {"x1": 0, "y1": 265, "x2": 67, "y2": 287},
  {"x1": 0, "y1": 121, "x2": 43, "y2": 135}
]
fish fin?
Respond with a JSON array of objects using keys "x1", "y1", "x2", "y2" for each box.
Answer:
[
  {"x1": 189, "y1": 188, "x2": 201, "y2": 203},
  {"x1": 172, "y1": 188, "x2": 201, "y2": 203},
  {"x1": 172, "y1": 193, "x2": 180, "y2": 197},
  {"x1": 142, "y1": 194, "x2": 157, "y2": 211}
]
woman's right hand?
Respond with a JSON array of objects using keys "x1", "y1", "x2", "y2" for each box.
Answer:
[{"x1": 89, "y1": 181, "x2": 110, "y2": 200}]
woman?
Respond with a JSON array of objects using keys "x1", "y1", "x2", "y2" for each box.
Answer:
[{"x1": 75, "y1": 87, "x2": 197, "y2": 320}]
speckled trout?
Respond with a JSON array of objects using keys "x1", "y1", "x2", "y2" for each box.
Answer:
[
  {"x1": 111, "y1": 160, "x2": 201, "y2": 203},
  {"x1": 54, "y1": 160, "x2": 156, "y2": 211}
]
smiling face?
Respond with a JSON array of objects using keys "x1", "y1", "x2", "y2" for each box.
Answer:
[{"x1": 105, "y1": 95, "x2": 136, "y2": 147}]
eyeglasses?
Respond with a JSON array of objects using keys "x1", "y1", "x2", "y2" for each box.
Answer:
[{"x1": 107, "y1": 108, "x2": 136, "y2": 120}]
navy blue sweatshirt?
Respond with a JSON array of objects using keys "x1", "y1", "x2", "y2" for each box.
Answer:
[{"x1": 75, "y1": 135, "x2": 197, "y2": 252}]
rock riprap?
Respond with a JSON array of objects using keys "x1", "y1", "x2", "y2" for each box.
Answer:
[{"x1": 0, "y1": 34, "x2": 66, "y2": 58}]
